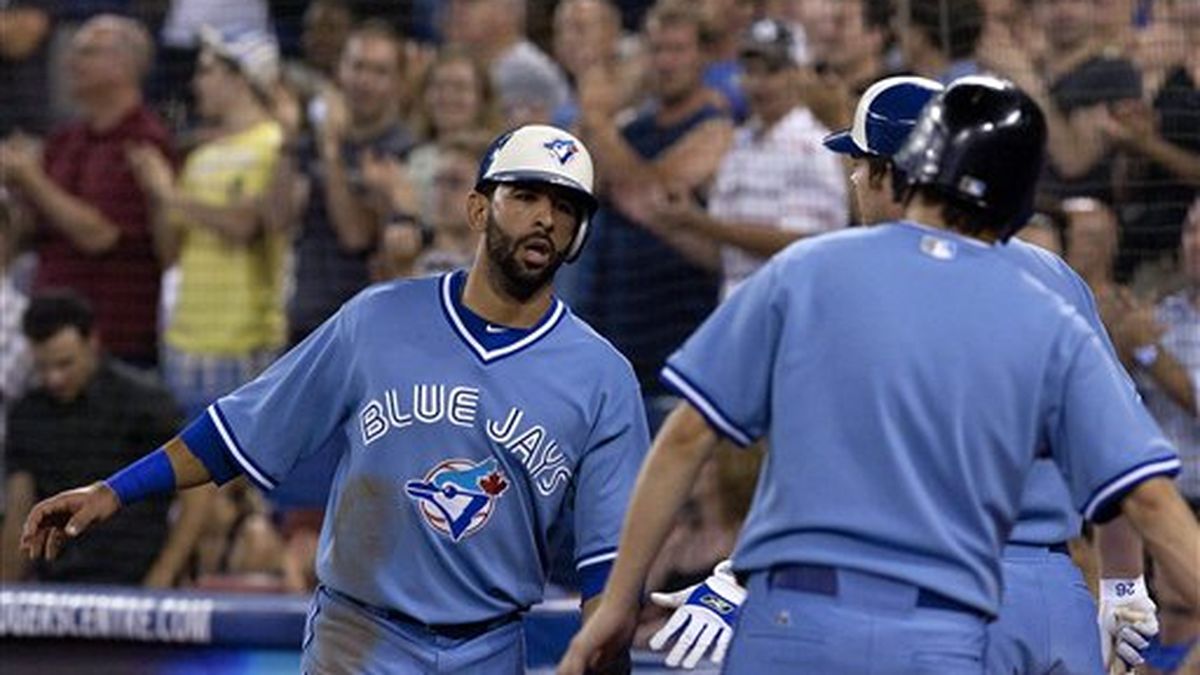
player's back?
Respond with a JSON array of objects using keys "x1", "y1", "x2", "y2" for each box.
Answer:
[{"x1": 730, "y1": 221, "x2": 1108, "y2": 615}]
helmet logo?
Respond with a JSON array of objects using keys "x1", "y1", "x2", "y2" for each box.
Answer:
[
  {"x1": 957, "y1": 175, "x2": 987, "y2": 199},
  {"x1": 544, "y1": 138, "x2": 579, "y2": 165}
]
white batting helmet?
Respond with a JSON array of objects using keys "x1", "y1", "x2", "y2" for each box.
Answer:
[{"x1": 475, "y1": 125, "x2": 598, "y2": 262}]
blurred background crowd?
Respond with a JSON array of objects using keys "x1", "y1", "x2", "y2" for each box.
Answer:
[{"x1": 0, "y1": 0, "x2": 1196, "y2": 670}]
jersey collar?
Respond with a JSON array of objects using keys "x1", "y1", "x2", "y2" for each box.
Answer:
[
  {"x1": 894, "y1": 220, "x2": 992, "y2": 249},
  {"x1": 439, "y1": 270, "x2": 566, "y2": 364}
]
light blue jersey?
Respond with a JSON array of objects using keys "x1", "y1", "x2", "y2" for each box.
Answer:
[
  {"x1": 663, "y1": 221, "x2": 1179, "y2": 616},
  {"x1": 996, "y1": 238, "x2": 1122, "y2": 545},
  {"x1": 206, "y1": 271, "x2": 649, "y2": 624}
]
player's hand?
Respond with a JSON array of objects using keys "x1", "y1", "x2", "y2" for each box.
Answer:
[
  {"x1": 1098, "y1": 577, "x2": 1160, "y2": 671},
  {"x1": 557, "y1": 599, "x2": 638, "y2": 675},
  {"x1": 21, "y1": 482, "x2": 121, "y2": 561},
  {"x1": 647, "y1": 559, "x2": 745, "y2": 669}
]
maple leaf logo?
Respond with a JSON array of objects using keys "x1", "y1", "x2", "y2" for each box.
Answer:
[{"x1": 479, "y1": 471, "x2": 508, "y2": 497}]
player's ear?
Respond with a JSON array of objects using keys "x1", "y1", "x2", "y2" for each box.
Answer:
[{"x1": 466, "y1": 190, "x2": 490, "y2": 234}]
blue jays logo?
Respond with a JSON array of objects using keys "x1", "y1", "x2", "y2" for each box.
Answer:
[
  {"x1": 405, "y1": 458, "x2": 510, "y2": 541},
  {"x1": 544, "y1": 138, "x2": 579, "y2": 165}
]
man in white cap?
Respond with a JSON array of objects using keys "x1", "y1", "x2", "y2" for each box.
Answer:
[{"x1": 22, "y1": 125, "x2": 649, "y2": 675}]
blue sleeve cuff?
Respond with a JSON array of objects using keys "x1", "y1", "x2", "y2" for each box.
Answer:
[
  {"x1": 1082, "y1": 455, "x2": 1181, "y2": 523},
  {"x1": 660, "y1": 365, "x2": 754, "y2": 447},
  {"x1": 579, "y1": 559, "x2": 614, "y2": 601},
  {"x1": 179, "y1": 409, "x2": 244, "y2": 486}
]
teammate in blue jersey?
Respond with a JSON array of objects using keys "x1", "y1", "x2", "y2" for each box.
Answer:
[
  {"x1": 824, "y1": 75, "x2": 1161, "y2": 675},
  {"x1": 20, "y1": 125, "x2": 650, "y2": 674},
  {"x1": 644, "y1": 77, "x2": 1173, "y2": 674},
  {"x1": 559, "y1": 77, "x2": 1200, "y2": 675}
]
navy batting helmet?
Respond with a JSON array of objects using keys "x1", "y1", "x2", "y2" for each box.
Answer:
[{"x1": 891, "y1": 76, "x2": 1047, "y2": 241}]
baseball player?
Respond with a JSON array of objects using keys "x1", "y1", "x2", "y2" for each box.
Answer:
[
  {"x1": 646, "y1": 77, "x2": 1168, "y2": 674},
  {"x1": 21, "y1": 125, "x2": 650, "y2": 674},
  {"x1": 558, "y1": 77, "x2": 1199, "y2": 675}
]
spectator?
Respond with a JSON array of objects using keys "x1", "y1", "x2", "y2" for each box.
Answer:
[
  {"x1": 551, "y1": 0, "x2": 640, "y2": 130},
  {"x1": 498, "y1": 59, "x2": 572, "y2": 128},
  {"x1": 699, "y1": 0, "x2": 758, "y2": 122},
  {"x1": 896, "y1": 0, "x2": 985, "y2": 82},
  {"x1": 1064, "y1": 197, "x2": 1122, "y2": 295},
  {"x1": 447, "y1": 0, "x2": 571, "y2": 120},
  {"x1": 1, "y1": 291, "x2": 181, "y2": 584},
  {"x1": 153, "y1": 0, "x2": 272, "y2": 113},
  {"x1": 126, "y1": 27, "x2": 286, "y2": 419},
  {"x1": 574, "y1": 0, "x2": 734, "y2": 430},
  {"x1": 1119, "y1": 199, "x2": 1200, "y2": 675},
  {"x1": 0, "y1": 1, "x2": 53, "y2": 136},
  {"x1": 0, "y1": 14, "x2": 169, "y2": 368},
  {"x1": 371, "y1": 132, "x2": 488, "y2": 280},
  {"x1": 793, "y1": 0, "x2": 892, "y2": 97},
  {"x1": 1104, "y1": 0, "x2": 1200, "y2": 277},
  {"x1": 282, "y1": 20, "x2": 417, "y2": 345},
  {"x1": 987, "y1": 0, "x2": 1142, "y2": 209},
  {"x1": 651, "y1": 19, "x2": 847, "y2": 297},
  {"x1": 283, "y1": 0, "x2": 357, "y2": 110},
  {"x1": 1118, "y1": 199, "x2": 1199, "y2": 504},
  {"x1": 407, "y1": 47, "x2": 501, "y2": 222},
  {"x1": 0, "y1": 197, "x2": 32, "y2": 517}
]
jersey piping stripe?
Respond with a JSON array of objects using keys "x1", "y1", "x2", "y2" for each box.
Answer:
[
  {"x1": 208, "y1": 404, "x2": 278, "y2": 491},
  {"x1": 439, "y1": 273, "x2": 567, "y2": 363},
  {"x1": 660, "y1": 365, "x2": 754, "y2": 447},
  {"x1": 1082, "y1": 455, "x2": 1181, "y2": 521},
  {"x1": 577, "y1": 549, "x2": 618, "y2": 570}
]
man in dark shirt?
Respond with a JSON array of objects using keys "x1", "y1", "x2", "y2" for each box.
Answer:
[
  {"x1": 283, "y1": 20, "x2": 415, "y2": 345},
  {"x1": 1, "y1": 291, "x2": 181, "y2": 584},
  {"x1": 0, "y1": 14, "x2": 170, "y2": 367},
  {"x1": 573, "y1": 0, "x2": 733, "y2": 430}
]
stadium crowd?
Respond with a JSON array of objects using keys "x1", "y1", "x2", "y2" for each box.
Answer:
[{"x1": 0, "y1": 0, "x2": 1196, "y2": 670}]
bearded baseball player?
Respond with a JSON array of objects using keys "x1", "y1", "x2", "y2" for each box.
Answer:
[{"x1": 22, "y1": 125, "x2": 649, "y2": 675}]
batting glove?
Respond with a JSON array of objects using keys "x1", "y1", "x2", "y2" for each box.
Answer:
[
  {"x1": 1098, "y1": 576, "x2": 1159, "y2": 671},
  {"x1": 648, "y1": 559, "x2": 746, "y2": 669}
]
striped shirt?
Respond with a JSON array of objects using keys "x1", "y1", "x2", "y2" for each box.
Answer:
[{"x1": 709, "y1": 106, "x2": 847, "y2": 297}]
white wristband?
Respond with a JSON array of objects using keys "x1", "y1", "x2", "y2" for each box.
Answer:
[{"x1": 1101, "y1": 576, "x2": 1146, "y2": 600}]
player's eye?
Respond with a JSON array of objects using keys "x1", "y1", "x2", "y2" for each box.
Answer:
[{"x1": 554, "y1": 199, "x2": 578, "y2": 220}]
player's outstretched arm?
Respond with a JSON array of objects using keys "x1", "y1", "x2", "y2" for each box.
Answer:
[
  {"x1": 558, "y1": 402, "x2": 721, "y2": 675},
  {"x1": 20, "y1": 436, "x2": 213, "y2": 563},
  {"x1": 1119, "y1": 478, "x2": 1200, "y2": 610}
]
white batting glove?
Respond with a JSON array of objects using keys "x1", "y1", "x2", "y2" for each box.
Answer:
[
  {"x1": 648, "y1": 559, "x2": 746, "y2": 669},
  {"x1": 1098, "y1": 576, "x2": 1159, "y2": 671}
]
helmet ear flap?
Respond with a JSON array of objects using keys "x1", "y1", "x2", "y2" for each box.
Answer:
[{"x1": 565, "y1": 216, "x2": 590, "y2": 262}]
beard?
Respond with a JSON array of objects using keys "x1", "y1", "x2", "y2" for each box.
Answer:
[{"x1": 484, "y1": 209, "x2": 567, "y2": 302}]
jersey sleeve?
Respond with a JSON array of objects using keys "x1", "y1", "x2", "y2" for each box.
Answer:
[
  {"x1": 1045, "y1": 325, "x2": 1180, "y2": 523},
  {"x1": 572, "y1": 362, "x2": 651, "y2": 596},
  {"x1": 661, "y1": 260, "x2": 785, "y2": 446},
  {"x1": 205, "y1": 298, "x2": 361, "y2": 491}
]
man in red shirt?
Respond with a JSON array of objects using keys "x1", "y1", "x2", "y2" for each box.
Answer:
[{"x1": 0, "y1": 14, "x2": 170, "y2": 367}]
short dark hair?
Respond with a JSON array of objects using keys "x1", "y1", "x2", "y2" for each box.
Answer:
[
  {"x1": 22, "y1": 289, "x2": 95, "y2": 343},
  {"x1": 867, "y1": 156, "x2": 892, "y2": 188},
  {"x1": 908, "y1": 0, "x2": 983, "y2": 60},
  {"x1": 908, "y1": 185, "x2": 991, "y2": 237}
]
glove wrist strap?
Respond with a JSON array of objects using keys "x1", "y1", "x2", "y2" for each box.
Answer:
[{"x1": 1101, "y1": 576, "x2": 1146, "y2": 599}]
